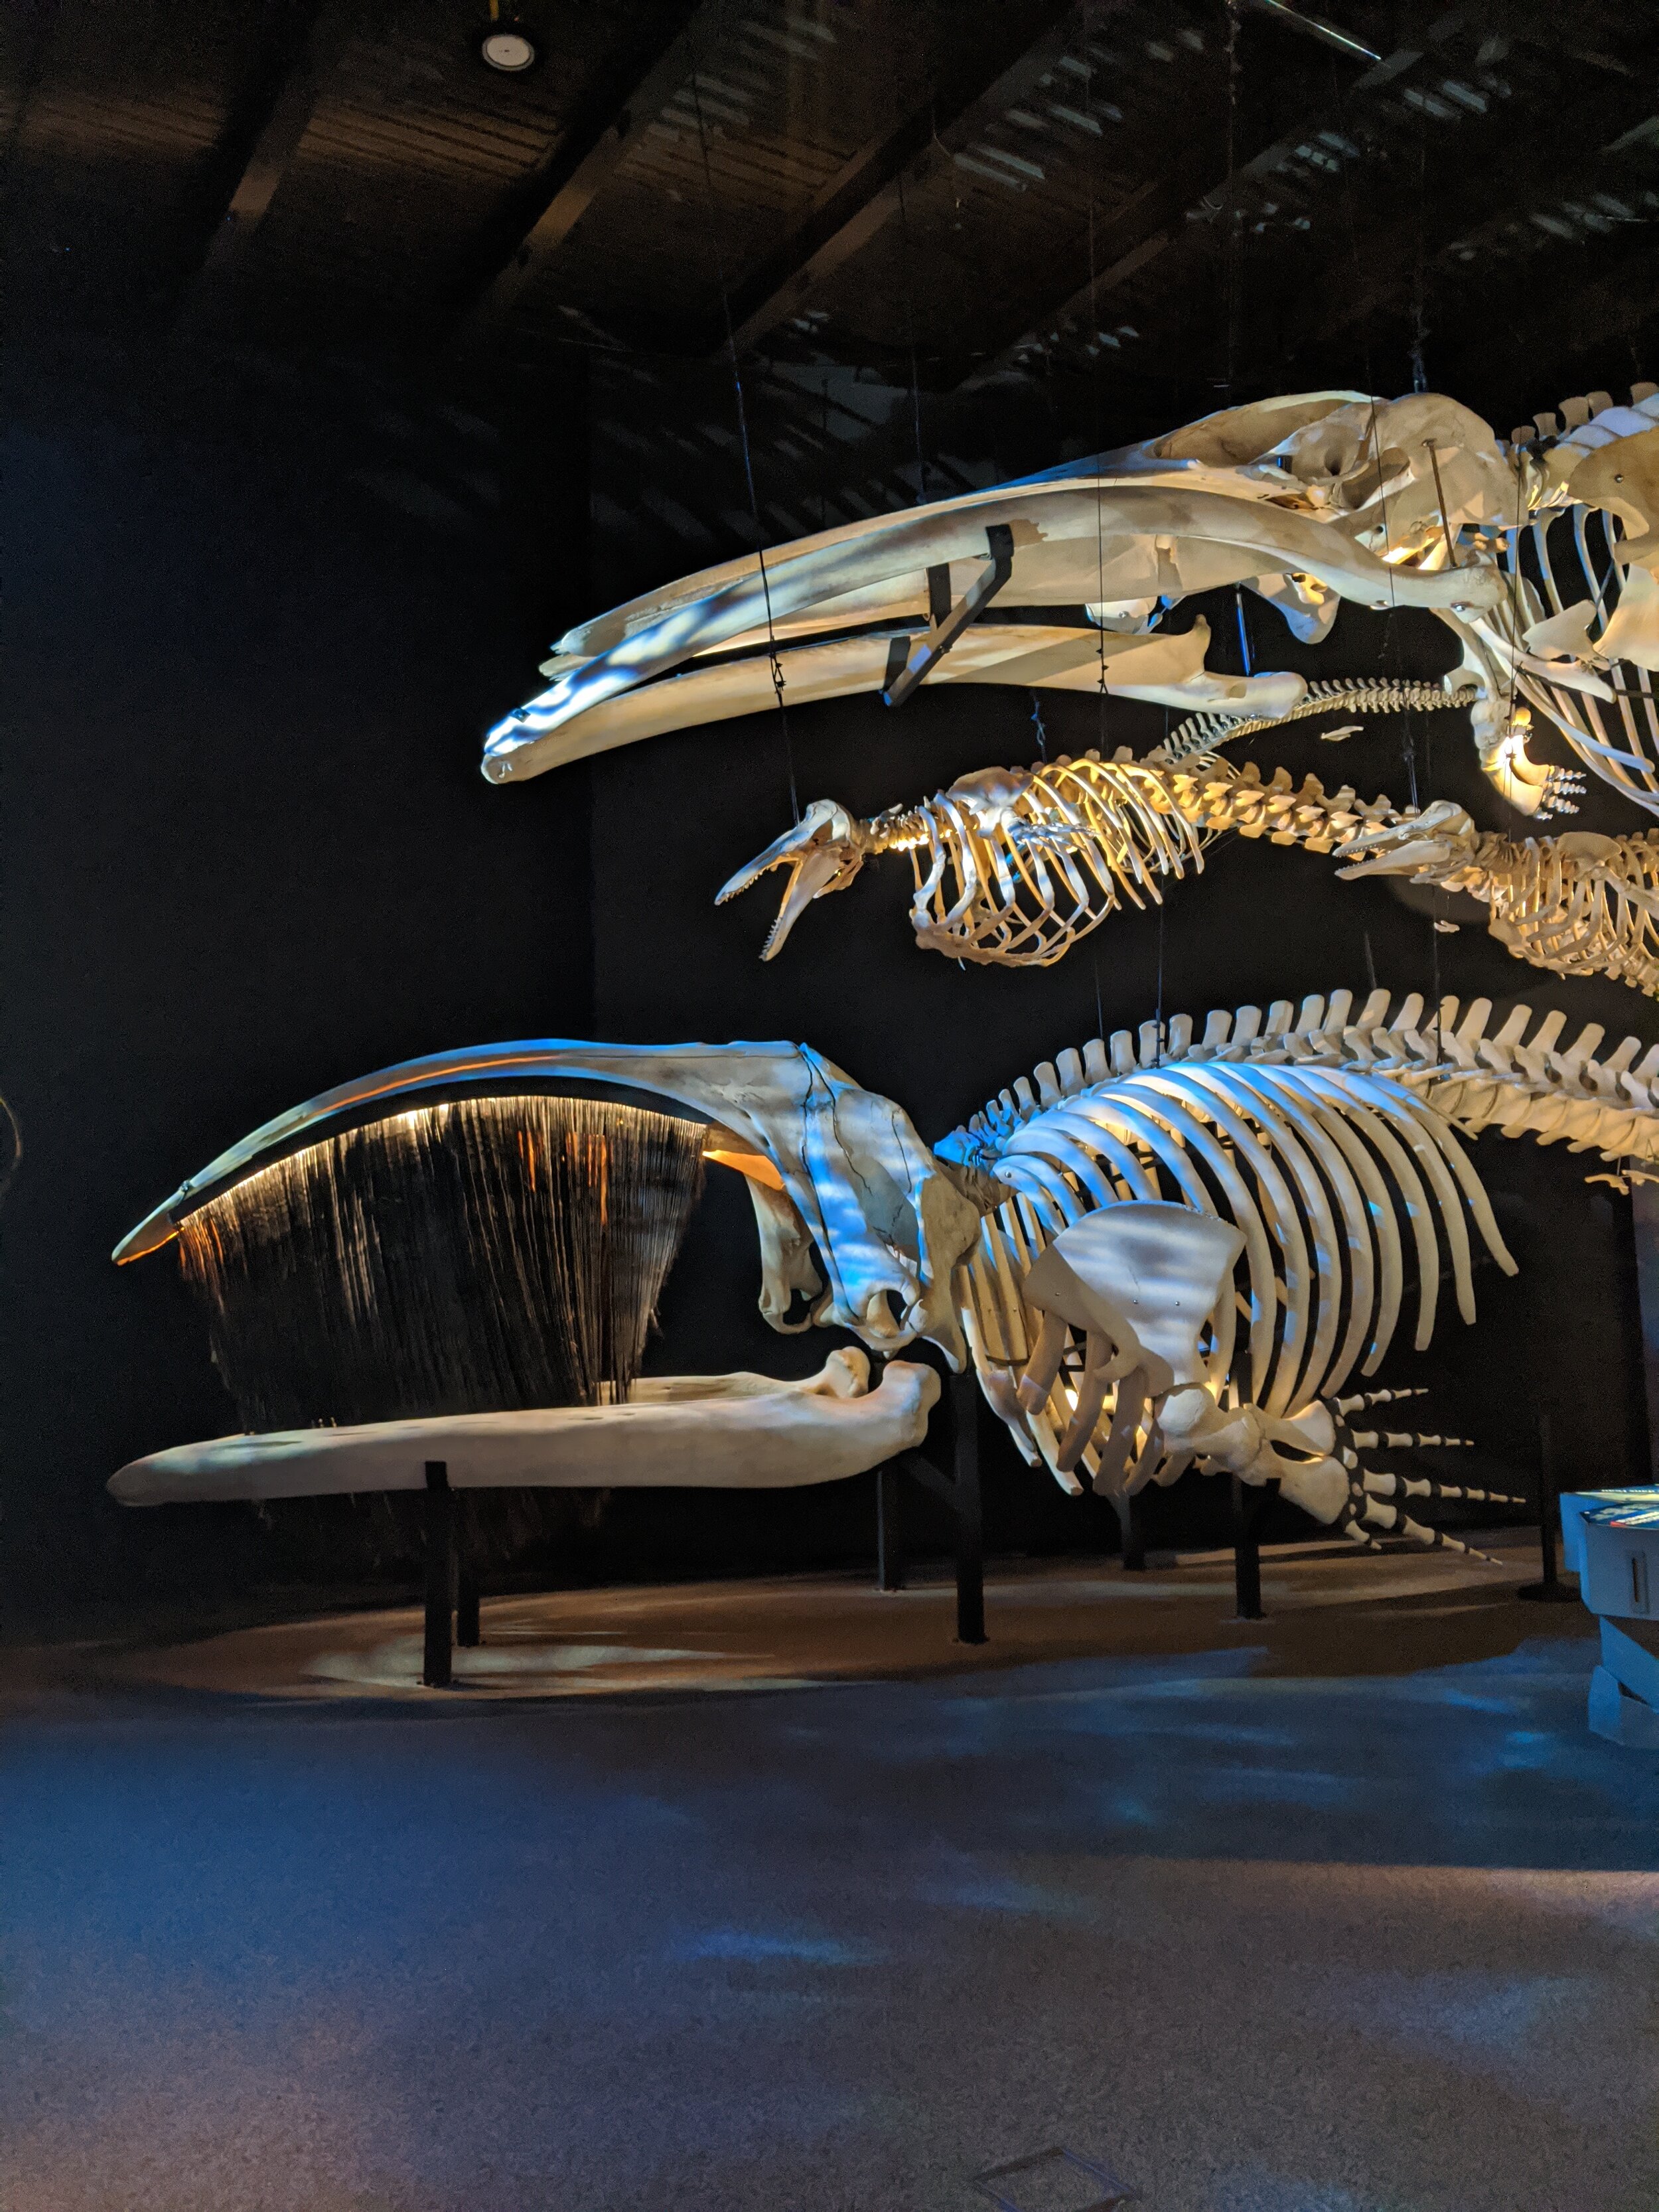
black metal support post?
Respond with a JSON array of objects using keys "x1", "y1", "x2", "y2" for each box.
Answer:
[
  {"x1": 1231, "y1": 1475, "x2": 1277, "y2": 1621},
  {"x1": 422, "y1": 1460, "x2": 454, "y2": 1686},
  {"x1": 1519, "y1": 1409, "x2": 1577, "y2": 1602},
  {"x1": 952, "y1": 1370, "x2": 986, "y2": 1645},
  {"x1": 876, "y1": 1463, "x2": 906, "y2": 1592},
  {"x1": 883, "y1": 1366, "x2": 988, "y2": 1645},
  {"x1": 1116, "y1": 1489, "x2": 1146, "y2": 1572},
  {"x1": 455, "y1": 1495, "x2": 481, "y2": 1648}
]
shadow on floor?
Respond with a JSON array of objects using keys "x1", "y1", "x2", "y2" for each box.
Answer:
[{"x1": 1, "y1": 1546, "x2": 1651, "y2": 2212}]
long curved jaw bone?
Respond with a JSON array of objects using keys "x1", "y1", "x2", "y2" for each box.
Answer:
[
  {"x1": 715, "y1": 799, "x2": 869, "y2": 960},
  {"x1": 488, "y1": 617, "x2": 1311, "y2": 774},
  {"x1": 480, "y1": 480, "x2": 1502, "y2": 786},
  {"x1": 476, "y1": 384, "x2": 1659, "y2": 818}
]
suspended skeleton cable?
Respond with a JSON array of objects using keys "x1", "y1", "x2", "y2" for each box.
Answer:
[
  {"x1": 897, "y1": 163, "x2": 928, "y2": 507},
  {"x1": 1409, "y1": 120, "x2": 1429, "y2": 393},
  {"x1": 1361, "y1": 386, "x2": 1438, "y2": 1040},
  {"x1": 689, "y1": 65, "x2": 799, "y2": 823},
  {"x1": 0, "y1": 1090, "x2": 19, "y2": 1215},
  {"x1": 1223, "y1": 0, "x2": 1242, "y2": 403},
  {"x1": 1084, "y1": 0, "x2": 1110, "y2": 726}
]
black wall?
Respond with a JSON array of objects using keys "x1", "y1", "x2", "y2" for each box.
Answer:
[
  {"x1": 1, "y1": 343, "x2": 591, "y2": 1629},
  {"x1": 2, "y1": 342, "x2": 1649, "y2": 1633}
]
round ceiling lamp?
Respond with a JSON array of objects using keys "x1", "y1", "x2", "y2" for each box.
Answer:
[{"x1": 478, "y1": 21, "x2": 538, "y2": 72}]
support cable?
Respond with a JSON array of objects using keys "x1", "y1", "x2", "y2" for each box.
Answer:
[
  {"x1": 897, "y1": 164, "x2": 928, "y2": 506},
  {"x1": 690, "y1": 64, "x2": 798, "y2": 822}
]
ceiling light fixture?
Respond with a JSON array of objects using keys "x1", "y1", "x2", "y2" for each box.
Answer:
[{"x1": 478, "y1": 18, "x2": 538, "y2": 73}]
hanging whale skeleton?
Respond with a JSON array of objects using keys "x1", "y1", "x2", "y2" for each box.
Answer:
[
  {"x1": 717, "y1": 741, "x2": 1659, "y2": 996},
  {"x1": 482, "y1": 384, "x2": 1659, "y2": 828},
  {"x1": 117, "y1": 988, "x2": 1659, "y2": 1553},
  {"x1": 120, "y1": 388, "x2": 1659, "y2": 1554}
]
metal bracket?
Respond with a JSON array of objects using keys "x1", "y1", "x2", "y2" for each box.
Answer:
[
  {"x1": 892, "y1": 1446, "x2": 955, "y2": 1507},
  {"x1": 885, "y1": 1364, "x2": 985, "y2": 1644},
  {"x1": 881, "y1": 523, "x2": 1015, "y2": 707}
]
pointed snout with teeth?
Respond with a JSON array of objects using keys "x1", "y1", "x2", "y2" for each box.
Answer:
[
  {"x1": 1334, "y1": 800, "x2": 1478, "y2": 879},
  {"x1": 716, "y1": 798, "x2": 870, "y2": 960}
]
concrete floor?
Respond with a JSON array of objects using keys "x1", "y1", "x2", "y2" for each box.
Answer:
[{"x1": 3, "y1": 1550, "x2": 1656, "y2": 2211}]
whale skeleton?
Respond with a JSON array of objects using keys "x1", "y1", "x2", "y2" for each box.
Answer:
[
  {"x1": 718, "y1": 738, "x2": 1659, "y2": 997},
  {"x1": 482, "y1": 392, "x2": 1507, "y2": 786},
  {"x1": 481, "y1": 383, "x2": 1659, "y2": 822},
  {"x1": 116, "y1": 988, "x2": 1658, "y2": 1552}
]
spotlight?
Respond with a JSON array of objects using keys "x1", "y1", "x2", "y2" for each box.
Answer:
[{"x1": 478, "y1": 21, "x2": 538, "y2": 72}]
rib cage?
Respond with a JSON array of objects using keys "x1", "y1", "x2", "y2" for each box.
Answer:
[
  {"x1": 953, "y1": 1044, "x2": 1504, "y2": 1489},
  {"x1": 806, "y1": 747, "x2": 1659, "y2": 994},
  {"x1": 938, "y1": 986, "x2": 1659, "y2": 1491},
  {"x1": 886, "y1": 753, "x2": 1209, "y2": 968},
  {"x1": 1473, "y1": 830, "x2": 1659, "y2": 992},
  {"x1": 1504, "y1": 505, "x2": 1659, "y2": 816},
  {"x1": 878, "y1": 751, "x2": 1395, "y2": 968}
]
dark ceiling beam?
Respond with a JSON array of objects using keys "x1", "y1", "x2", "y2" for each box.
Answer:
[
  {"x1": 0, "y1": 0, "x2": 57, "y2": 173},
  {"x1": 1284, "y1": 80, "x2": 1659, "y2": 362},
  {"x1": 957, "y1": 0, "x2": 1502, "y2": 387},
  {"x1": 956, "y1": 158, "x2": 1212, "y2": 385},
  {"x1": 717, "y1": 1, "x2": 1082, "y2": 360},
  {"x1": 173, "y1": 0, "x2": 333, "y2": 340},
  {"x1": 452, "y1": 1, "x2": 725, "y2": 345}
]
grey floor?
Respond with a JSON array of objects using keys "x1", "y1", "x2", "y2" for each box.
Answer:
[{"x1": 3, "y1": 1628, "x2": 1656, "y2": 2211}]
